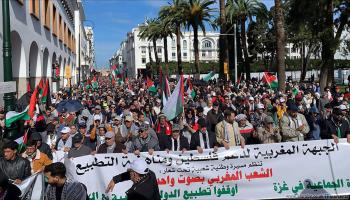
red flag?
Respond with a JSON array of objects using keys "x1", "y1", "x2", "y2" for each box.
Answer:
[
  {"x1": 146, "y1": 77, "x2": 154, "y2": 88},
  {"x1": 262, "y1": 72, "x2": 277, "y2": 84},
  {"x1": 37, "y1": 79, "x2": 44, "y2": 95},
  {"x1": 41, "y1": 79, "x2": 49, "y2": 103},
  {"x1": 28, "y1": 87, "x2": 38, "y2": 118},
  {"x1": 111, "y1": 65, "x2": 117, "y2": 71}
]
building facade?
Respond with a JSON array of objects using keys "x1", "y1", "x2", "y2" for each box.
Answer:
[
  {"x1": 0, "y1": 0, "x2": 90, "y2": 104},
  {"x1": 114, "y1": 25, "x2": 220, "y2": 78}
]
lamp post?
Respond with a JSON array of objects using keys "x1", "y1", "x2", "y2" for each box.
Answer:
[{"x1": 3, "y1": 0, "x2": 18, "y2": 139}]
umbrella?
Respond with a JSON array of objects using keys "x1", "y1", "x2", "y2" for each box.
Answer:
[{"x1": 56, "y1": 100, "x2": 83, "y2": 113}]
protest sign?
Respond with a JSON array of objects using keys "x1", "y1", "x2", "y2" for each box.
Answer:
[{"x1": 66, "y1": 139, "x2": 350, "y2": 200}]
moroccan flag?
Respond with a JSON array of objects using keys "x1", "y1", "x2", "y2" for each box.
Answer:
[
  {"x1": 262, "y1": 72, "x2": 278, "y2": 88},
  {"x1": 185, "y1": 77, "x2": 196, "y2": 99},
  {"x1": 162, "y1": 75, "x2": 184, "y2": 120},
  {"x1": 203, "y1": 71, "x2": 214, "y2": 82},
  {"x1": 5, "y1": 106, "x2": 30, "y2": 127},
  {"x1": 37, "y1": 79, "x2": 44, "y2": 95},
  {"x1": 28, "y1": 87, "x2": 38, "y2": 118},
  {"x1": 41, "y1": 79, "x2": 49, "y2": 104}
]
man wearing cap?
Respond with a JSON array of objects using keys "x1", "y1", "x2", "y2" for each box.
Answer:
[
  {"x1": 120, "y1": 115, "x2": 139, "y2": 152},
  {"x1": 97, "y1": 131, "x2": 126, "y2": 154},
  {"x1": 29, "y1": 132, "x2": 53, "y2": 160},
  {"x1": 249, "y1": 103, "x2": 268, "y2": 128},
  {"x1": 106, "y1": 159, "x2": 161, "y2": 200},
  {"x1": 55, "y1": 127, "x2": 72, "y2": 152},
  {"x1": 153, "y1": 99, "x2": 162, "y2": 116},
  {"x1": 93, "y1": 105, "x2": 105, "y2": 124},
  {"x1": 206, "y1": 101, "x2": 223, "y2": 135},
  {"x1": 216, "y1": 110, "x2": 245, "y2": 149},
  {"x1": 281, "y1": 103, "x2": 310, "y2": 142},
  {"x1": 191, "y1": 118, "x2": 218, "y2": 153},
  {"x1": 131, "y1": 123, "x2": 160, "y2": 155},
  {"x1": 160, "y1": 124, "x2": 189, "y2": 152},
  {"x1": 257, "y1": 116, "x2": 282, "y2": 144},
  {"x1": 323, "y1": 108, "x2": 350, "y2": 143},
  {"x1": 68, "y1": 133, "x2": 92, "y2": 158}
]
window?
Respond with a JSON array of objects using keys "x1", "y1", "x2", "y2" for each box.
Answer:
[
  {"x1": 183, "y1": 52, "x2": 187, "y2": 58},
  {"x1": 202, "y1": 52, "x2": 206, "y2": 57},
  {"x1": 43, "y1": 0, "x2": 50, "y2": 29},
  {"x1": 52, "y1": 5, "x2": 57, "y2": 36},
  {"x1": 172, "y1": 52, "x2": 176, "y2": 59},
  {"x1": 183, "y1": 40, "x2": 187, "y2": 49},
  {"x1": 64, "y1": 22, "x2": 67, "y2": 46},
  {"x1": 172, "y1": 39, "x2": 176, "y2": 49},
  {"x1": 29, "y1": 0, "x2": 40, "y2": 19},
  {"x1": 142, "y1": 58, "x2": 146, "y2": 64},
  {"x1": 208, "y1": 51, "x2": 212, "y2": 58},
  {"x1": 68, "y1": 29, "x2": 71, "y2": 50},
  {"x1": 141, "y1": 47, "x2": 146, "y2": 54},
  {"x1": 157, "y1": 47, "x2": 162, "y2": 54},
  {"x1": 202, "y1": 40, "x2": 212, "y2": 49}
]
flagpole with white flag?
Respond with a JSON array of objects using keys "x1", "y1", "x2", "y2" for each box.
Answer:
[{"x1": 162, "y1": 75, "x2": 184, "y2": 120}]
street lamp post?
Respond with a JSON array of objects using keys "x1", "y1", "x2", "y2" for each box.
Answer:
[{"x1": 3, "y1": 0, "x2": 18, "y2": 139}]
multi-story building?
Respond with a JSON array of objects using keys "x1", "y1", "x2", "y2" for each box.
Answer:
[
  {"x1": 0, "y1": 0, "x2": 90, "y2": 103},
  {"x1": 114, "y1": 24, "x2": 220, "y2": 78}
]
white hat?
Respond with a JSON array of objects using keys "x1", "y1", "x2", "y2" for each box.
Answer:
[
  {"x1": 338, "y1": 104, "x2": 348, "y2": 110},
  {"x1": 128, "y1": 159, "x2": 149, "y2": 175},
  {"x1": 249, "y1": 97, "x2": 254, "y2": 101},
  {"x1": 60, "y1": 127, "x2": 71, "y2": 134},
  {"x1": 236, "y1": 114, "x2": 247, "y2": 122},
  {"x1": 257, "y1": 103, "x2": 265, "y2": 109},
  {"x1": 93, "y1": 115, "x2": 101, "y2": 121},
  {"x1": 279, "y1": 97, "x2": 285, "y2": 103}
]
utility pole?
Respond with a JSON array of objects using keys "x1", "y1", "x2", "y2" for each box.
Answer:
[{"x1": 3, "y1": 0, "x2": 18, "y2": 139}]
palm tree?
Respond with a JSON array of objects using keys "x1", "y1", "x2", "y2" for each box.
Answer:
[
  {"x1": 159, "y1": 0, "x2": 187, "y2": 75},
  {"x1": 139, "y1": 18, "x2": 162, "y2": 68},
  {"x1": 183, "y1": 0, "x2": 216, "y2": 79},
  {"x1": 158, "y1": 17, "x2": 175, "y2": 75},
  {"x1": 219, "y1": 0, "x2": 229, "y2": 79},
  {"x1": 274, "y1": 0, "x2": 286, "y2": 92},
  {"x1": 226, "y1": 0, "x2": 267, "y2": 80}
]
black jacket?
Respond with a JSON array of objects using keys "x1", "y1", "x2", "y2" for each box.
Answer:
[
  {"x1": 113, "y1": 170, "x2": 160, "y2": 200},
  {"x1": 0, "y1": 156, "x2": 31, "y2": 181},
  {"x1": 159, "y1": 135, "x2": 189, "y2": 151},
  {"x1": 190, "y1": 131, "x2": 217, "y2": 150}
]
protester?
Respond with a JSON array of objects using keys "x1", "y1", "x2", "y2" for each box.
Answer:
[
  {"x1": 97, "y1": 131, "x2": 126, "y2": 154},
  {"x1": 44, "y1": 162, "x2": 88, "y2": 200},
  {"x1": 324, "y1": 108, "x2": 350, "y2": 143},
  {"x1": 0, "y1": 141, "x2": 31, "y2": 184},
  {"x1": 0, "y1": 171, "x2": 21, "y2": 200},
  {"x1": 130, "y1": 123, "x2": 160, "y2": 155},
  {"x1": 190, "y1": 118, "x2": 218, "y2": 153},
  {"x1": 160, "y1": 124, "x2": 189, "y2": 152},
  {"x1": 216, "y1": 110, "x2": 244, "y2": 149},
  {"x1": 22, "y1": 140, "x2": 52, "y2": 173},
  {"x1": 106, "y1": 159, "x2": 160, "y2": 200},
  {"x1": 55, "y1": 126, "x2": 72, "y2": 152},
  {"x1": 257, "y1": 116, "x2": 282, "y2": 144},
  {"x1": 68, "y1": 133, "x2": 92, "y2": 158},
  {"x1": 30, "y1": 132, "x2": 53, "y2": 160}
]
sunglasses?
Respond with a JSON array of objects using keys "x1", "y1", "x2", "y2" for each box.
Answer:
[{"x1": 105, "y1": 138, "x2": 112, "y2": 140}]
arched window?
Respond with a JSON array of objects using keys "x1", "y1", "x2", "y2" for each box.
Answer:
[
  {"x1": 202, "y1": 40, "x2": 212, "y2": 49},
  {"x1": 183, "y1": 40, "x2": 187, "y2": 49}
]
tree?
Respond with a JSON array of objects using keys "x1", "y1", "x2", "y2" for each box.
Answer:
[
  {"x1": 226, "y1": 0, "x2": 267, "y2": 80},
  {"x1": 183, "y1": 0, "x2": 216, "y2": 79},
  {"x1": 159, "y1": 0, "x2": 187, "y2": 75},
  {"x1": 274, "y1": 0, "x2": 286, "y2": 92},
  {"x1": 219, "y1": 0, "x2": 230, "y2": 79},
  {"x1": 158, "y1": 18, "x2": 175, "y2": 75}
]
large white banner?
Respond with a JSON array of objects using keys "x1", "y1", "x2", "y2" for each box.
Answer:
[{"x1": 66, "y1": 139, "x2": 350, "y2": 200}]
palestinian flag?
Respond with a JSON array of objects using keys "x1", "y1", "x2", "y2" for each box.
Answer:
[
  {"x1": 146, "y1": 77, "x2": 154, "y2": 88},
  {"x1": 185, "y1": 77, "x2": 196, "y2": 99},
  {"x1": 41, "y1": 79, "x2": 49, "y2": 104},
  {"x1": 262, "y1": 72, "x2": 278, "y2": 88},
  {"x1": 162, "y1": 75, "x2": 184, "y2": 120},
  {"x1": 28, "y1": 87, "x2": 38, "y2": 118},
  {"x1": 37, "y1": 79, "x2": 44, "y2": 95},
  {"x1": 15, "y1": 129, "x2": 29, "y2": 153},
  {"x1": 91, "y1": 76, "x2": 99, "y2": 89},
  {"x1": 5, "y1": 106, "x2": 30, "y2": 127},
  {"x1": 203, "y1": 71, "x2": 215, "y2": 82}
]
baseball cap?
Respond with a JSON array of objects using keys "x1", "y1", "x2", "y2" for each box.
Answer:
[
  {"x1": 257, "y1": 103, "x2": 265, "y2": 109},
  {"x1": 264, "y1": 116, "x2": 274, "y2": 124},
  {"x1": 172, "y1": 124, "x2": 181, "y2": 132},
  {"x1": 105, "y1": 131, "x2": 115, "y2": 139},
  {"x1": 60, "y1": 127, "x2": 70, "y2": 134},
  {"x1": 139, "y1": 123, "x2": 149, "y2": 131},
  {"x1": 93, "y1": 115, "x2": 101, "y2": 121},
  {"x1": 114, "y1": 115, "x2": 122, "y2": 121},
  {"x1": 249, "y1": 97, "x2": 254, "y2": 101},
  {"x1": 125, "y1": 115, "x2": 133, "y2": 122},
  {"x1": 127, "y1": 159, "x2": 149, "y2": 175},
  {"x1": 72, "y1": 133, "x2": 83, "y2": 143},
  {"x1": 95, "y1": 105, "x2": 101, "y2": 110}
]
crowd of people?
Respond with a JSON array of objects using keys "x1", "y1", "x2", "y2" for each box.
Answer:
[{"x1": 0, "y1": 74, "x2": 349, "y2": 199}]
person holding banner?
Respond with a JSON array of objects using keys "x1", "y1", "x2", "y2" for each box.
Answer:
[{"x1": 106, "y1": 159, "x2": 160, "y2": 200}]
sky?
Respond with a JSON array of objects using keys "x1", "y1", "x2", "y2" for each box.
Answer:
[{"x1": 83, "y1": 0, "x2": 275, "y2": 69}]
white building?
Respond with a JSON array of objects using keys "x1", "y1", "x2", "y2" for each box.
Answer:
[
  {"x1": 0, "y1": 0, "x2": 89, "y2": 104},
  {"x1": 115, "y1": 25, "x2": 220, "y2": 78}
]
